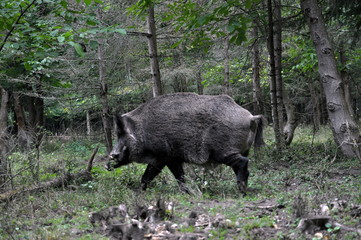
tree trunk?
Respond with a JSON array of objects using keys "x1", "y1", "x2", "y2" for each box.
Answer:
[
  {"x1": 301, "y1": 0, "x2": 361, "y2": 158},
  {"x1": 26, "y1": 80, "x2": 44, "y2": 149},
  {"x1": 13, "y1": 92, "x2": 30, "y2": 148},
  {"x1": 197, "y1": 69, "x2": 204, "y2": 95},
  {"x1": 267, "y1": 0, "x2": 283, "y2": 149},
  {"x1": 273, "y1": 0, "x2": 284, "y2": 133},
  {"x1": 308, "y1": 78, "x2": 321, "y2": 132},
  {"x1": 251, "y1": 21, "x2": 264, "y2": 115},
  {"x1": 97, "y1": 9, "x2": 113, "y2": 154},
  {"x1": 283, "y1": 89, "x2": 298, "y2": 145},
  {"x1": 86, "y1": 110, "x2": 92, "y2": 137},
  {"x1": 273, "y1": 0, "x2": 298, "y2": 145},
  {"x1": 98, "y1": 39, "x2": 113, "y2": 154},
  {"x1": 339, "y1": 45, "x2": 354, "y2": 117},
  {"x1": 147, "y1": 3, "x2": 163, "y2": 97},
  {"x1": 0, "y1": 87, "x2": 9, "y2": 191},
  {"x1": 223, "y1": 35, "x2": 231, "y2": 95},
  {"x1": 171, "y1": 45, "x2": 188, "y2": 92}
]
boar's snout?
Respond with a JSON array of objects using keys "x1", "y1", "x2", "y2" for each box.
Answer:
[
  {"x1": 109, "y1": 151, "x2": 120, "y2": 160},
  {"x1": 105, "y1": 161, "x2": 112, "y2": 171},
  {"x1": 105, "y1": 151, "x2": 119, "y2": 171},
  {"x1": 105, "y1": 154, "x2": 118, "y2": 171},
  {"x1": 105, "y1": 146, "x2": 129, "y2": 171}
]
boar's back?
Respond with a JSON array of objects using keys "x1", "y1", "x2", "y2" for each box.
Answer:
[{"x1": 125, "y1": 93, "x2": 254, "y2": 164}]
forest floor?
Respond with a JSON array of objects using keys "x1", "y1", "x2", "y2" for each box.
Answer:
[{"x1": 1, "y1": 127, "x2": 361, "y2": 239}]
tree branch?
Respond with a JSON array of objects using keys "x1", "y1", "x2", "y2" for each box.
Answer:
[
  {"x1": 0, "y1": 0, "x2": 36, "y2": 52},
  {"x1": 127, "y1": 31, "x2": 152, "y2": 38}
]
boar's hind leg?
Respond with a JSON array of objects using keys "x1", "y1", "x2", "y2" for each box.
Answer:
[
  {"x1": 141, "y1": 164, "x2": 165, "y2": 190},
  {"x1": 223, "y1": 154, "x2": 250, "y2": 195},
  {"x1": 167, "y1": 162, "x2": 189, "y2": 193}
]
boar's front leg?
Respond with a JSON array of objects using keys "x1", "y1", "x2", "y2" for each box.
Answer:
[
  {"x1": 141, "y1": 164, "x2": 165, "y2": 190},
  {"x1": 167, "y1": 162, "x2": 189, "y2": 193}
]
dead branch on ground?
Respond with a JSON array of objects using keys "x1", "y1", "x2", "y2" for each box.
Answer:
[{"x1": 0, "y1": 146, "x2": 99, "y2": 203}]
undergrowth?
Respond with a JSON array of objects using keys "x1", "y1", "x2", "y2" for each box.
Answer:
[{"x1": 1, "y1": 126, "x2": 360, "y2": 239}]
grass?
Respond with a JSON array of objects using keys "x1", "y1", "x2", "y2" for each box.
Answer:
[{"x1": 1, "y1": 126, "x2": 361, "y2": 239}]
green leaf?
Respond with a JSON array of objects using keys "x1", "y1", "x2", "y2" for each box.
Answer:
[
  {"x1": 197, "y1": 14, "x2": 212, "y2": 26},
  {"x1": 245, "y1": 0, "x2": 253, "y2": 9},
  {"x1": 227, "y1": 24, "x2": 236, "y2": 33},
  {"x1": 69, "y1": 41, "x2": 85, "y2": 57},
  {"x1": 86, "y1": 29, "x2": 99, "y2": 34},
  {"x1": 60, "y1": 0, "x2": 68, "y2": 8},
  {"x1": 171, "y1": 40, "x2": 182, "y2": 48},
  {"x1": 24, "y1": 62, "x2": 32, "y2": 71},
  {"x1": 113, "y1": 28, "x2": 127, "y2": 35},
  {"x1": 57, "y1": 36, "x2": 65, "y2": 43},
  {"x1": 63, "y1": 30, "x2": 73, "y2": 38},
  {"x1": 89, "y1": 40, "x2": 98, "y2": 50},
  {"x1": 84, "y1": 0, "x2": 92, "y2": 6},
  {"x1": 12, "y1": 42, "x2": 19, "y2": 49},
  {"x1": 214, "y1": 5, "x2": 229, "y2": 16},
  {"x1": 86, "y1": 19, "x2": 98, "y2": 26}
]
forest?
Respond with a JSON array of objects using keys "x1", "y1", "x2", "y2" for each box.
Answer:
[{"x1": 1, "y1": 0, "x2": 361, "y2": 239}]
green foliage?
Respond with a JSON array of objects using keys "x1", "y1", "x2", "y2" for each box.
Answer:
[{"x1": 158, "y1": 0, "x2": 259, "y2": 52}]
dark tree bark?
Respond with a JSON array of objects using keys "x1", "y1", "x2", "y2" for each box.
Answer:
[
  {"x1": 273, "y1": 0, "x2": 298, "y2": 146},
  {"x1": 301, "y1": 0, "x2": 361, "y2": 158},
  {"x1": 273, "y1": 0, "x2": 284, "y2": 132},
  {"x1": 26, "y1": 80, "x2": 44, "y2": 148},
  {"x1": 13, "y1": 93, "x2": 30, "y2": 147},
  {"x1": 283, "y1": 90, "x2": 298, "y2": 145},
  {"x1": 97, "y1": 10, "x2": 113, "y2": 154},
  {"x1": 98, "y1": 40, "x2": 113, "y2": 154},
  {"x1": 34, "y1": 87, "x2": 44, "y2": 145},
  {"x1": 171, "y1": 45, "x2": 188, "y2": 92},
  {"x1": 308, "y1": 78, "x2": 322, "y2": 132},
  {"x1": 267, "y1": 0, "x2": 283, "y2": 149},
  {"x1": 86, "y1": 110, "x2": 92, "y2": 137},
  {"x1": 147, "y1": 3, "x2": 163, "y2": 97},
  {"x1": 223, "y1": 36, "x2": 231, "y2": 95},
  {"x1": 339, "y1": 44, "x2": 354, "y2": 117},
  {"x1": 196, "y1": 69, "x2": 204, "y2": 95},
  {"x1": 0, "y1": 87, "x2": 9, "y2": 191},
  {"x1": 251, "y1": 21, "x2": 264, "y2": 115}
]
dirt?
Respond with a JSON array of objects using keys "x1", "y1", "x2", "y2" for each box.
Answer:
[
  {"x1": 87, "y1": 195, "x2": 361, "y2": 240},
  {"x1": 74, "y1": 164, "x2": 361, "y2": 239}
]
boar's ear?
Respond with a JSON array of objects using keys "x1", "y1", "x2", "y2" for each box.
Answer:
[
  {"x1": 115, "y1": 114, "x2": 135, "y2": 137},
  {"x1": 115, "y1": 114, "x2": 126, "y2": 137}
]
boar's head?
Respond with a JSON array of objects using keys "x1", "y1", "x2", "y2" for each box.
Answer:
[{"x1": 106, "y1": 115, "x2": 134, "y2": 171}]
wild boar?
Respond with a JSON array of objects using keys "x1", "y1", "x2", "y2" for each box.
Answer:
[{"x1": 106, "y1": 93, "x2": 265, "y2": 194}]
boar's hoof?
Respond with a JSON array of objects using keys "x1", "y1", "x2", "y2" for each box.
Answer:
[{"x1": 237, "y1": 181, "x2": 247, "y2": 196}]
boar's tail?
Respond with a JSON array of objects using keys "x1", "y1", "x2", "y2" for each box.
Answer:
[{"x1": 251, "y1": 115, "x2": 266, "y2": 148}]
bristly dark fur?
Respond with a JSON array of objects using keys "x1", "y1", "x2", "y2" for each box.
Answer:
[{"x1": 109, "y1": 93, "x2": 266, "y2": 193}]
